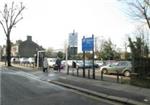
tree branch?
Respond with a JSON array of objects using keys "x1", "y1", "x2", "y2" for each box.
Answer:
[
  {"x1": 0, "y1": 20, "x2": 7, "y2": 35},
  {"x1": 145, "y1": 0, "x2": 150, "y2": 6},
  {"x1": 10, "y1": 2, "x2": 15, "y2": 27},
  {"x1": 11, "y1": 4, "x2": 25, "y2": 27},
  {"x1": 14, "y1": 17, "x2": 23, "y2": 25},
  {"x1": 143, "y1": 7, "x2": 150, "y2": 29}
]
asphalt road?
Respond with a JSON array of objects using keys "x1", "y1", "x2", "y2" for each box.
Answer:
[{"x1": 0, "y1": 68, "x2": 122, "y2": 105}]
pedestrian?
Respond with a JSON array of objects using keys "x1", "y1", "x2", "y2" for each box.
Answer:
[
  {"x1": 72, "y1": 61, "x2": 76, "y2": 75},
  {"x1": 56, "y1": 58, "x2": 61, "y2": 72},
  {"x1": 72, "y1": 61, "x2": 76, "y2": 68},
  {"x1": 43, "y1": 57, "x2": 48, "y2": 72}
]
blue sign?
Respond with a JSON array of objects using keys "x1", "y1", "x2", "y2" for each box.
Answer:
[{"x1": 82, "y1": 35, "x2": 94, "y2": 51}]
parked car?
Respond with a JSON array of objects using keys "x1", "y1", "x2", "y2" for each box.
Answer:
[
  {"x1": 28, "y1": 57, "x2": 35, "y2": 64},
  {"x1": 76, "y1": 60, "x2": 99, "y2": 69},
  {"x1": 100, "y1": 61, "x2": 132, "y2": 77},
  {"x1": 11, "y1": 57, "x2": 20, "y2": 63},
  {"x1": 20, "y1": 58, "x2": 29, "y2": 64},
  {"x1": 95, "y1": 60, "x2": 106, "y2": 68}
]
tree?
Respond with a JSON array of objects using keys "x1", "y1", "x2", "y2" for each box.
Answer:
[
  {"x1": 128, "y1": 28, "x2": 149, "y2": 78},
  {"x1": 45, "y1": 47, "x2": 53, "y2": 57},
  {"x1": 100, "y1": 39, "x2": 120, "y2": 60},
  {"x1": 129, "y1": 37, "x2": 148, "y2": 77},
  {"x1": 120, "y1": 0, "x2": 150, "y2": 29},
  {"x1": 0, "y1": 2, "x2": 25, "y2": 66},
  {"x1": 94, "y1": 36, "x2": 105, "y2": 59},
  {"x1": 131, "y1": 27, "x2": 149, "y2": 58},
  {"x1": 57, "y1": 51, "x2": 64, "y2": 59}
]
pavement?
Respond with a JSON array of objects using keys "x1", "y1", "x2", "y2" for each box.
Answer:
[{"x1": 1, "y1": 62, "x2": 150, "y2": 105}]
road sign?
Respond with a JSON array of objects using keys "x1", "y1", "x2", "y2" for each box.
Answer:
[
  {"x1": 82, "y1": 35, "x2": 94, "y2": 51},
  {"x1": 69, "y1": 31, "x2": 78, "y2": 47}
]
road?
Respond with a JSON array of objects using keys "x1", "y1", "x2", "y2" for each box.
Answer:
[{"x1": 0, "y1": 68, "x2": 122, "y2": 105}]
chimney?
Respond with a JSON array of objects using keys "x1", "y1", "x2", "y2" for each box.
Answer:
[{"x1": 27, "y1": 36, "x2": 32, "y2": 41}]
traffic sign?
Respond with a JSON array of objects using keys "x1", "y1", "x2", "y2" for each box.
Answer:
[{"x1": 82, "y1": 35, "x2": 94, "y2": 51}]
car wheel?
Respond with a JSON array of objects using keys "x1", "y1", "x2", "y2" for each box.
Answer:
[
  {"x1": 102, "y1": 69, "x2": 107, "y2": 74},
  {"x1": 124, "y1": 71, "x2": 130, "y2": 77}
]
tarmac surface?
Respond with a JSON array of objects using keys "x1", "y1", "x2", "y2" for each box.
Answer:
[{"x1": 1, "y1": 62, "x2": 150, "y2": 105}]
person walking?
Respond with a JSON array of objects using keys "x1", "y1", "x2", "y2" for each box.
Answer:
[
  {"x1": 43, "y1": 57, "x2": 48, "y2": 72},
  {"x1": 72, "y1": 61, "x2": 76, "y2": 75},
  {"x1": 56, "y1": 58, "x2": 61, "y2": 72}
]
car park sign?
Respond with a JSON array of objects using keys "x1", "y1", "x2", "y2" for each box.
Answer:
[{"x1": 82, "y1": 35, "x2": 94, "y2": 51}]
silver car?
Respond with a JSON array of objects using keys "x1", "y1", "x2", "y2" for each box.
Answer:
[{"x1": 100, "y1": 61, "x2": 132, "y2": 77}]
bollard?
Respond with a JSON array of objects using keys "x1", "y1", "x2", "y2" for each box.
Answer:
[
  {"x1": 101, "y1": 70, "x2": 103, "y2": 80},
  {"x1": 72, "y1": 68, "x2": 74, "y2": 76},
  {"x1": 88, "y1": 69, "x2": 90, "y2": 79},
  {"x1": 77, "y1": 68, "x2": 79, "y2": 76},
  {"x1": 120, "y1": 76, "x2": 123, "y2": 84},
  {"x1": 67, "y1": 66, "x2": 69, "y2": 75},
  {"x1": 83, "y1": 68, "x2": 85, "y2": 78},
  {"x1": 117, "y1": 70, "x2": 119, "y2": 83}
]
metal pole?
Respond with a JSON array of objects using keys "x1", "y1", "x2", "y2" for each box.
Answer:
[
  {"x1": 37, "y1": 51, "x2": 39, "y2": 68},
  {"x1": 101, "y1": 70, "x2": 103, "y2": 80},
  {"x1": 65, "y1": 43, "x2": 68, "y2": 73},
  {"x1": 83, "y1": 51, "x2": 85, "y2": 77},
  {"x1": 67, "y1": 66, "x2": 69, "y2": 75},
  {"x1": 77, "y1": 68, "x2": 79, "y2": 76},
  {"x1": 92, "y1": 35, "x2": 95, "y2": 79},
  {"x1": 117, "y1": 70, "x2": 119, "y2": 83},
  {"x1": 88, "y1": 69, "x2": 90, "y2": 78}
]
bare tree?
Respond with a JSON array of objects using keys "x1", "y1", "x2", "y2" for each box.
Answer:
[
  {"x1": 120, "y1": 0, "x2": 150, "y2": 29},
  {"x1": 0, "y1": 2, "x2": 25, "y2": 66}
]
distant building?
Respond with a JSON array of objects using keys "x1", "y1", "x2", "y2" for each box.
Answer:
[
  {"x1": 68, "y1": 30, "x2": 78, "y2": 59},
  {"x1": 68, "y1": 46, "x2": 77, "y2": 59},
  {"x1": 18, "y1": 36, "x2": 44, "y2": 57},
  {"x1": 2, "y1": 36, "x2": 44, "y2": 58},
  {"x1": 1, "y1": 45, "x2": 6, "y2": 56}
]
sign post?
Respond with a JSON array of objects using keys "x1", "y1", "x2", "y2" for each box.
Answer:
[
  {"x1": 82, "y1": 36, "x2": 85, "y2": 77},
  {"x1": 82, "y1": 35, "x2": 95, "y2": 79},
  {"x1": 92, "y1": 35, "x2": 95, "y2": 79}
]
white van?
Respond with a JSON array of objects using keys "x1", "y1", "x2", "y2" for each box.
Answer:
[{"x1": 47, "y1": 58, "x2": 56, "y2": 67}]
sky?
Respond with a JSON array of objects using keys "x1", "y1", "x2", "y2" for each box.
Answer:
[{"x1": 0, "y1": 0, "x2": 136, "y2": 52}]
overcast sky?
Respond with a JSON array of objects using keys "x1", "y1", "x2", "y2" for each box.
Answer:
[{"x1": 0, "y1": 0, "x2": 136, "y2": 52}]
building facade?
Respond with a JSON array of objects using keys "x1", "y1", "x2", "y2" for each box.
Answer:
[
  {"x1": 18, "y1": 36, "x2": 43, "y2": 57},
  {"x1": 2, "y1": 36, "x2": 44, "y2": 58},
  {"x1": 68, "y1": 30, "x2": 78, "y2": 59}
]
